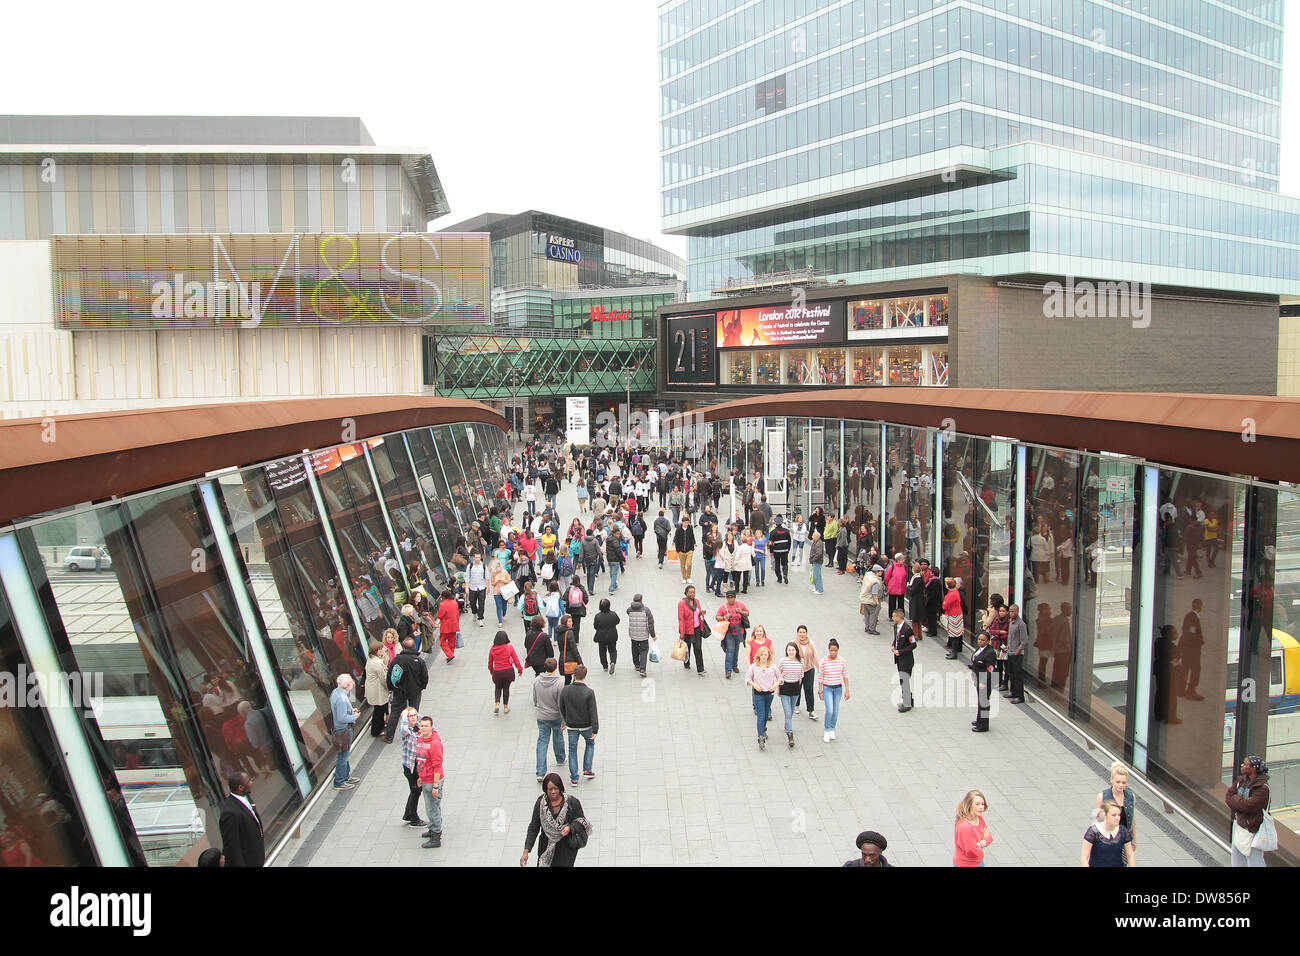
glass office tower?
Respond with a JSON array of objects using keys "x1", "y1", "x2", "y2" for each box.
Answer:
[{"x1": 659, "y1": 0, "x2": 1299, "y2": 300}]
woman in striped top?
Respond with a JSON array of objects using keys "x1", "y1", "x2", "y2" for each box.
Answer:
[
  {"x1": 817, "y1": 639, "x2": 850, "y2": 743},
  {"x1": 745, "y1": 644, "x2": 780, "y2": 751},
  {"x1": 777, "y1": 642, "x2": 805, "y2": 748}
]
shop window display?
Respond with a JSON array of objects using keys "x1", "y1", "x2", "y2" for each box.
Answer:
[
  {"x1": 852, "y1": 348, "x2": 884, "y2": 385},
  {"x1": 888, "y1": 347, "x2": 923, "y2": 385},
  {"x1": 786, "y1": 353, "x2": 811, "y2": 386},
  {"x1": 756, "y1": 350, "x2": 781, "y2": 385},
  {"x1": 887, "y1": 297, "x2": 925, "y2": 328},
  {"x1": 851, "y1": 299, "x2": 885, "y2": 331},
  {"x1": 928, "y1": 295, "x2": 950, "y2": 326},
  {"x1": 816, "y1": 348, "x2": 846, "y2": 385},
  {"x1": 928, "y1": 348, "x2": 949, "y2": 386},
  {"x1": 728, "y1": 353, "x2": 753, "y2": 385}
]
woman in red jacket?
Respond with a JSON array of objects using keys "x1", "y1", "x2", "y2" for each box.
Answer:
[
  {"x1": 676, "y1": 584, "x2": 708, "y2": 676},
  {"x1": 488, "y1": 630, "x2": 524, "y2": 715}
]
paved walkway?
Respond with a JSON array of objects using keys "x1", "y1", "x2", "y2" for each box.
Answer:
[{"x1": 277, "y1": 476, "x2": 1219, "y2": 867}]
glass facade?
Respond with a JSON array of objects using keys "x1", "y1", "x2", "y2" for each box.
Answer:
[
  {"x1": 660, "y1": 0, "x2": 1300, "y2": 299},
  {"x1": 0, "y1": 420, "x2": 507, "y2": 866},
  {"x1": 665, "y1": 410, "x2": 1300, "y2": 867}
]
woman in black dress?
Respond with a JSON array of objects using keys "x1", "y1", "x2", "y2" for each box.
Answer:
[{"x1": 521, "y1": 773, "x2": 592, "y2": 867}]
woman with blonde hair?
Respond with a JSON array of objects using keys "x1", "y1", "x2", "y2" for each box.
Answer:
[
  {"x1": 381, "y1": 626, "x2": 400, "y2": 664},
  {"x1": 745, "y1": 644, "x2": 780, "y2": 751},
  {"x1": 953, "y1": 790, "x2": 993, "y2": 866},
  {"x1": 747, "y1": 624, "x2": 774, "y2": 666},
  {"x1": 488, "y1": 554, "x2": 513, "y2": 627},
  {"x1": 1095, "y1": 761, "x2": 1137, "y2": 854}
]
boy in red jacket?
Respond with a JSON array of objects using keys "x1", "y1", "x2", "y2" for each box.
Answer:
[
  {"x1": 437, "y1": 589, "x2": 461, "y2": 663},
  {"x1": 414, "y1": 716, "x2": 445, "y2": 848}
]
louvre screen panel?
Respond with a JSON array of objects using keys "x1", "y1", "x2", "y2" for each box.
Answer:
[{"x1": 51, "y1": 233, "x2": 490, "y2": 329}]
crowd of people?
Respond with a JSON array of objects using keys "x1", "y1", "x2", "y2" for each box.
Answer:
[{"x1": 287, "y1": 434, "x2": 1270, "y2": 869}]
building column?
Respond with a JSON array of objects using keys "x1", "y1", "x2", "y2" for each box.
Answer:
[
  {"x1": 1014, "y1": 444, "x2": 1026, "y2": 611},
  {"x1": 1131, "y1": 464, "x2": 1160, "y2": 773},
  {"x1": 0, "y1": 533, "x2": 131, "y2": 866},
  {"x1": 933, "y1": 429, "x2": 944, "y2": 567}
]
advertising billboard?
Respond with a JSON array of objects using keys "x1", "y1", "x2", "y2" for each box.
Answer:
[
  {"x1": 716, "y1": 301, "x2": 844, "y2": 348},
  {"x1": 565, "y1": 396, "x2": 590, "y2": 446},
  {"x1": 664, "y1": 313, "x2": 718, "y2": 386}
]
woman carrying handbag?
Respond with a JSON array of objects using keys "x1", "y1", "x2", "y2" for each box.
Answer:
[
  {"x1": 557, "y1": 615, "x2": 583, "y2": 686},
  {"x1": 1226, "y1": 755, "x2": 1274, "y2": 867},
  {"x1": 521, "y1": 773, "x2": 592, "y2": 867}
]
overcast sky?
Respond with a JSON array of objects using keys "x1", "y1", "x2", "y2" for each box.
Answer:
[{"x1": 2, "y1": 0, "x2": 1298, "y2": 264}]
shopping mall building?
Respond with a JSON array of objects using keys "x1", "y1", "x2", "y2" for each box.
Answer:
[
  {"x1": 656, "y1": 0, "x2": 1300, "y2": 400},
  {"x1": 436, "y1": 210, "x2": 686, "y2": 434},
  {"x1": 0, "y1": 114, "x2": 490, "y2": 420}
]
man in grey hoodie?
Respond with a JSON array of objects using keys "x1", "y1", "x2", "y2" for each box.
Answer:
[
  {"x1": 625, "y1": 593, "x2": 657, "y2": 677},
  {"x1": 532, "y1": 659, "x2": 566, "y2": 781}
]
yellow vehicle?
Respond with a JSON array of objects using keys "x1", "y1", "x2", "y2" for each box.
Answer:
[{"x1": 1226, "y1": 629, "x2": 1300, "y2": 714}]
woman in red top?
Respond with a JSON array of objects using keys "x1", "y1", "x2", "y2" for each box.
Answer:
[
  {"x1": 942, "y1": 577, "x2": 964, "y2": 658},
  {"x1": 488, "y1": 630, "x2": 524, "y2": 714},
  {"x1": 747, "y1": 624, "x2": 773, "y2": 665},
  {"x1": 953, "y1": 790, "x2": 993, "y2": 866}
]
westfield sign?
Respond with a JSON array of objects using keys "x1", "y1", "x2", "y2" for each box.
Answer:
[{"x1": 590, "y1": 305, "x2": 631, "y2": 322}]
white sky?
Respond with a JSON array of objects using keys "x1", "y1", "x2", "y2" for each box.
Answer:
[{"x1": 2, "y1": 0, "x2": 1297, "y2": 265}]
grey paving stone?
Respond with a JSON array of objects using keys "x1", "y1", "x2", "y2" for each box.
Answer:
[{"x1": 272, "y1": 477, "x2": 1219, "y2": 868}]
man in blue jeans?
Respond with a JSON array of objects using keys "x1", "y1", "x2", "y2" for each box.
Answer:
[
  {"x1": 330, "y1": 674, "x2": 361, "y2": 790},
  {"x1": 531, "y1": 659, "x2": 566, "y2": 780},
  {"x1": 605, "y1": 530, "x2": 624, "y2": 595},
  {"x1": 558, "y1": 665, "x2": 598, "y2": 785}
]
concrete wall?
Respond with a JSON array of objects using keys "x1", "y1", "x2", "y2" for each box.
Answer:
[{"x1": 0, "y1": 242, "x2": 431, "y2": 418}]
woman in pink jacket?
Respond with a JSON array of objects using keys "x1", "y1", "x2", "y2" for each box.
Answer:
[
  {"x1": 883, "y1": 554, "x2": 908, "y2": 616},
  {"x1": 953, "y1": 790, "x2": 993, "y2": 866}
]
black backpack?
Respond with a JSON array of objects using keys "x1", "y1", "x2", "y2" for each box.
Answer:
[{"x1": 523, "y1": 593, "x2": 541, "y2": 617}]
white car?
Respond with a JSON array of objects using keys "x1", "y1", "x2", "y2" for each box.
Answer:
[{"x1": 65, "y1": 547, "x2": 111, "y2": 572}]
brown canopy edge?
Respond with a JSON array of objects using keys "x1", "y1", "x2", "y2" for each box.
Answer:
[
  {"x1": 661, "y1": 388, "x2": 1300, "y2": 485},
  {"x1": 0, "y1": 397, "x2": 507, "y2": 526}
]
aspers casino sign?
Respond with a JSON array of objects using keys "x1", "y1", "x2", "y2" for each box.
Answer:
[{"x1": 545, "y1": 234, "x2": 581, "y2": 264}]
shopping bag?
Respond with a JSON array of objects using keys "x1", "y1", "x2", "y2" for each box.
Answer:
[
  {"x1": 711, "y1": 619, "x2": 729, "y2": 639},
  {"x1": 455, "y1": 630, "x2": 465, "y2": 649},
  {"x1": 666, "y1": 549, "x2": 678, "y2": 562},
  {"x1": 500, "y1": 581, "x2": 520, "y2": 602},
  {"x1": 648, "y1": 638, "x2": 661, "y2": 664},
  {"x1": 1253, "y1": 810, "x2": 1279, "y2": 852},
  {"x1": 670, "y1": 639, "x2": 688, "y2": 662}
]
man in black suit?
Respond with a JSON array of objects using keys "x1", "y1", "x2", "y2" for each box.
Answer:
[
  {"x1": 891, "y1": 608, "x2": 917, "y2": 713},
  {"x1": 970, "y1": 632, "x2": 997, "y2": 732},
  {"x1": 218, "y1": 772, "x2": 264, "y2": 867}
]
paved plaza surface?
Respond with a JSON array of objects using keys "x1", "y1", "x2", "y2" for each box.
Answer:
[{"x1": 278, "y1": 476, "x2": 1220, "y2": 868}]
